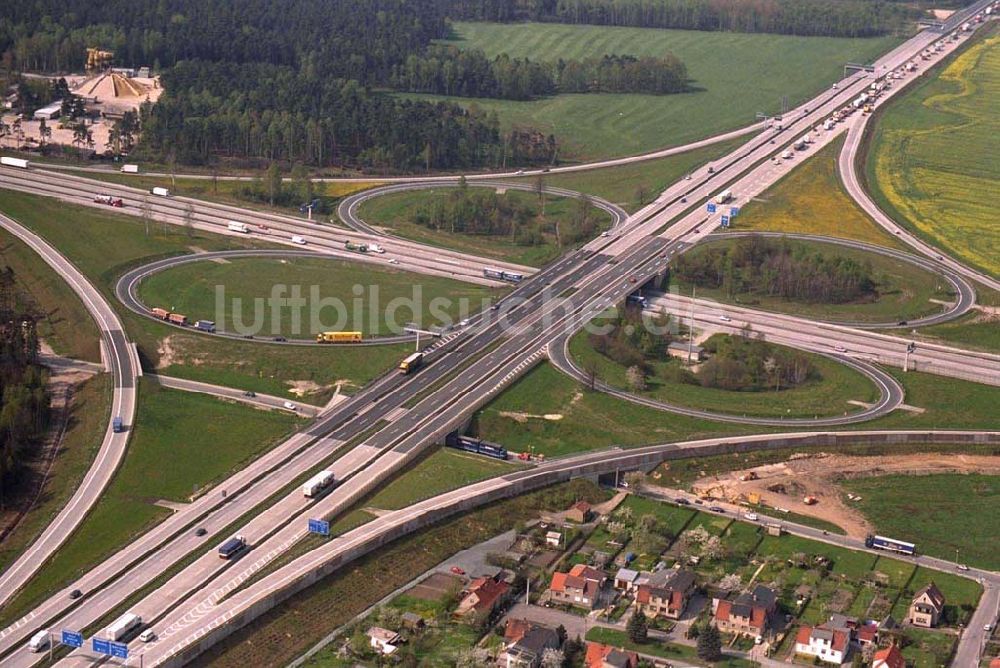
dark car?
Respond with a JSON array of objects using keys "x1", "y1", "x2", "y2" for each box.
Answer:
[
  {"x1": 243, "y1": 390, "x2": 256, "y2": 398},
  {"x1": 195, "y1": 527, "x2": 208, "y2": 537},
  {"x1": 674, "y1": 498, "x2": 690, "y2": 505},
  {"x1": 69, "y1": 589, "x2": 82, "y2": 599},
  {"x1": 709, "y1": 506, "x2": 725, "y2": 513},
  {"x1": 242, "y1": 334, "x2": 254, "y2": 339},
  {"x1": 273, "y1": 336, "x2": 287, "y2": 342},
  {"x1": 898, "y1": 320, "x2": 908, "y2": 326}
]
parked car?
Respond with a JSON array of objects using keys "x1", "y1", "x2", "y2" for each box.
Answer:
[{"x1": 450, "y1": 566, "x2": 465, "y2": 575}]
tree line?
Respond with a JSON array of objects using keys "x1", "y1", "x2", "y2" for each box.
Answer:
[
  {"x1": 672, "y1": 236, "x2": 878, "y2": 304},
  {"x1": 696, "y1": 329, "x2": 817, "y2": 391},
  {"x1": 391, "y1": 46, "x2": 687, "y2": 100},
  {"x1": 0, "y1": 268, "x2": 50, "y2": 508},
  {"x1": 444, "y1": 0, "x2": 921, "y2": 38}
]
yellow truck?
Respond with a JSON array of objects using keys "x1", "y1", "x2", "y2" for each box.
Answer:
[{"x1": 316, "y1": 331, "x2": 362, "y2": 343}]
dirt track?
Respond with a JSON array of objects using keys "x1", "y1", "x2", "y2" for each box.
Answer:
[{"x1": 690, "y1": 453, "x2": 1000, "y2": 537}]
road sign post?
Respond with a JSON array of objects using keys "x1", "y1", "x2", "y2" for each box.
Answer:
[
  {"x1": 93, "y1": 638, "x2": 111, "y2": 655},
  {"x1": 720, "y1": 215, "x2": 730, "y2": 228},
  {"x1": 110, "y1": 641, "x2": 129, "y2": 659},
  {"x1": 706, "y1": 203, "x2": 717, "y2": 214},
  {"x1": 729, "y1": 206, "x2": 740, "y2": 217},
  {"x1": 61, "y1": 630, "x2": 83, "y2": 648},
  {"x1": 308, "y1": 518, "x2": 330, "y2": 536}
]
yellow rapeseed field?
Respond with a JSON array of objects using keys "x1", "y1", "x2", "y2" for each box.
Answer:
[
  {"x1": 870, "y1": 32, "x2": 1000, "y2": 277},
  {"x1": 729, "y1": 137, "x2": 903, "y2": 248}
]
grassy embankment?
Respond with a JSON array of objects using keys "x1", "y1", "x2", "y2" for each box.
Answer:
[
  {"x1": 356, "y1": 187, "x2": 612, "y2": 267},
  {"x1": 423, "y1": 22, "x2": 900, "y2": 161},
  {"x1": 674, "y1": 236, "x2": 954, "y2": 324},
  {"x1": 0, "y1": 379, "x2": 303, "y2": 626},
  {"x1": 864, "y1": 25, "x2": 1000, "y2": 279},
  {"x1": 0, "y1": 190, "x2": 419, "y2": 404},
  {"x1": 137, "y1": 256, "x2": 496, "y2": 337}
]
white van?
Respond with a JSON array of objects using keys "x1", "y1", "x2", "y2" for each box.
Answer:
[
  {"x1": 139, "y1": 629, "x2": 156, "y2": 642},
  {"x1": 290, "y1": 235, "x2": 307, "y2": 245},
  {"x1": 27, "y1": 630, "x2": 49, "y2": 653}
]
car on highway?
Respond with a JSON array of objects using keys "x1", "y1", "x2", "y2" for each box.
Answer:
[
  {"x1": 600, "y1": 231, "x2": 610, "y2": 237},
  {"x1": 139, "y1": 629, "x2": 156, "y2": 642},
  {"x1": 69, "y1": 589, "x2": 82, "y2": 599},
  {"x1": 674, "y1": 497, "x2": 690, "y2": 505},
  {"x1": 516, "y1": 169, "x2": 525, "y2": 175},
  {"x1": 450, "y1": 566, "x2": 465, "y2": 575},
  {"x1": 957, "y1": 564, "x2": 969, "y2": 571},
  {"x1": 685, "y1": 174, "x2": 692, "y2": 180},
  {"x1": 628, "y1": 276, "x2": 637, "y2": 284},
  {"x1": 708, "y1": 506, "x2": 725, "y2": 513},
  {"x1": 719, "y1": 314, "x2": 732, "y2": 322},
  {"x1": 680, "y1": 196, "x2": 687, "y2": 203},
  {"x1": 459, "y1": 319, "x2": 470, "y2": 327},
  {"x1": 283, "y1": 401, "x2": 298, "y2": 411},
  {"x1": 273, "y1": 336, "x2": 287, "y2": 342},
  {"x1": 985, "y1": 623, "x2": 994, "y2": 632},
  {"x1": 388, "y1": 258, "x2": 399, "y2": 264},
  {"x1": 290, "y1": 235, "x2": 307, "y2": 245},
  {"x1": 195, "y1": 527, "x2": 208, "y2": 536},
  {"x1": 243, "y1": 390, "x2": 256, "y2": 398},
  {"x1": 743, "y1": 512, "x2": 758, "y2": 521},
  {"x1": 898, "y1": 320, "x2": 908, "y2": 326},
  {"x1": 242, "y1": 334, "x2": 254, "y2": 339},
  {"x1": 834, "y1": 346, "x2": 848, "y2": 353}
]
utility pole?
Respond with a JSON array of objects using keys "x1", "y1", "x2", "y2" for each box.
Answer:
[
  {"x1": 687, "y1": 286, "x2": 695, "y2": 365},
  {"x1": 904, "y1": 341, "x2": 916, "y2": 372}
]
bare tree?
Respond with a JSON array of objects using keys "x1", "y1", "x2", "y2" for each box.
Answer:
[
  {"x1": 141, "y1": 196, "x2": 152, "y2": 237},
  {"x1": 184, "y1": 203, "x2": 196, "y2": 238}
]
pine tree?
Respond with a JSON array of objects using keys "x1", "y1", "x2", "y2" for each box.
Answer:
[
  {"x1": 697, "y1": 624, "x2": 722, "y2": 662},
  {"x1": 627, "y1": 609, "x2": 648, "y2": 644}
]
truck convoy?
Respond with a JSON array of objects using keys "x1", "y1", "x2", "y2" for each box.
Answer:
[
  {"x1": 218, "y1": 535, "x2": 247, "y2": 559},
  {"x1": 865, "y1": 534, "x2": 916, "y2": 556},
  {"x1": 399, "y1": 352, "x2": 423, "y2": 375},
  {"x1": 0, "y1": 156, "x2": 29, "y2": 169},
  {"x1": 94, "y1": 194, "x2": 125, "y2": 207},
  {"x1": 302, "y1": 470, "x2": 336, "y2": 497},
  {"x1": 150, "y1": 307, "x2": 190, "y2": 326},
  {"x1": 227, "y1": 221, "x2": 250, "y2": 233},
  {"x1": 104, "y1": 612, "x2": 142, "y2": 641},
  {"x1": 316, "y1": 331, "x2": 362, "y2": 343}
]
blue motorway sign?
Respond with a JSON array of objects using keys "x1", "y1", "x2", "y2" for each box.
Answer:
[
  {"x1": 110, "y1": 641, "x2": 129, "y2": 659},
  {"x1": 706, "y1": 203, "x2": 717, "y2": 213},
  {"x1": 62, "y1": 630, "x2": 83, "y2": 648},
  {"x1": 730, "y1": 206, "x2": 740, "y2": 217},
  {"x1": 308, "y1": 518, "x2": 330, "y2": 536},
  {"x1": 92, "y1": 638, "x2": 111, "y2": 655},
  {"x1": 720, "y1": 215, "x2": 731, "y2": 228}
]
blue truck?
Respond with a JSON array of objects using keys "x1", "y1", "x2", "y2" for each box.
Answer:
[
  {"x1": 195, "y1": 319, "x2": 216, "y2": 333},
  {"x1": 865, "y1": 534, "x2": 916, "y2": 556}
]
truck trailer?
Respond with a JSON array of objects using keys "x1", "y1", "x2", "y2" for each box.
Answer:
[
  {"x1": 399, "y1": 352, "x2": 423, "y2": 375},
  {"x1": 167, "y1": 313, "x2": 188, "y2": 325},
  {"x1": 1, "y1": 156, "x2": 30, "y2": 169},
  {"x1": 151, "y1": 307, "x2": 170, "y2": 320},
  {"x1": 865, "y1": 534, "x2": 915, "y2": 555},
  {"x1": 104, "y1": 613, "x2": 142, "y2": 641},
  {"x1": 150, "y1": 187, "x2": 170, "y2": 197},
  {"x1": 227, "y1": 221, "x2": 250, "y2": 233},
  {"x1": 714, "y1": 190, "x2": 733, "y2": 204},
  {"x1": 195, "y1": 319, "x2": 216, "y2": 332},
  {"x1": 302, "y1": 470, "x2": 336, "y2": 497},
  {"x1": 121, "y1": 164, "x2": 140, "y2": 173},
  {"x1": 316, "y1": 331, "x2": 362, "y2": 343}
]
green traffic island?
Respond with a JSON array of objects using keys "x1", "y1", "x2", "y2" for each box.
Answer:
[
  {"x1": 669, "y1": 234, "x2": 956, "y2": 325},
  {"x1": 356, "y1": 183, "x2": 613, "y2": 267},
  {"x1": 569, "y1": 309, "x2": 880, "y2": 419}
]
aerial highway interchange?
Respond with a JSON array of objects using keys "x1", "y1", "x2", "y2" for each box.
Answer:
[{"x1": 0, "y1": 1, "x2": 997, "y2": 666}]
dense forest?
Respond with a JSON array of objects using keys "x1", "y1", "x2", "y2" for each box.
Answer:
[
  {"x1": 391, "y1": 47, "x2": 688, "y2": 100},
  {"x1": 446, "y1": 0, "x2": 922, "y2": 37},
  {"x1": 673, "y1": 237, "x2": 878, "y2": 304},
  {"x1": 0, "y1": 268, "x2": 50, "y2": 508},
  {"x1": 411, "y1": 180, "x2": 602, "y2": 247}
]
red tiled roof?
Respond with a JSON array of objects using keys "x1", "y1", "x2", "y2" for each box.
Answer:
[
  {"x1": 573, "y1": 501, "x2": 592, "y2": 512},
  {"x1": 857, "y1": 623, "x2": 878, "y2": 643},
  {"x1": 830, "y1": 630, "x2": 848, "y2": 652},
  {"x1": 585, "y1": 641, "x2": 638, "y2": 668},
  {"x1": 504, "y1": 619, "x2": 532, "y2": 644},
  {"x1": 465, "y1": 577, "x2": 509, "y2": 613},
  {"x1": 873, "y1": 645, "x2": 905, "y2": 668},
  {"x1": 795, "y1": 626, "x2": 813, "y2": 644},
  {"x1": 569, "y1": 564, "x2": 604, "y2": 581},
  {"x1": 715, "y1": 599, "x2": 732, "y2": 621},
  {"x1": 989, "y1": 658, "x2": 1000, "y2": 668},
  {"x1": 551, "y1": 572, "x2": 569, "y2": 592}
]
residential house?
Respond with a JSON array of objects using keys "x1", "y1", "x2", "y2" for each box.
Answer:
[
  {"x1": 871, "y1": 644, "x2": 905, "y2": 668},
  {"x1": 613, "y1": 568, "x2": 640, "y2": 592},
  {"x1": 502, "y1": 620, "x2": 561, "y2": 668},
  {"x1": 585, "y1": 641, "x2": 639, "y2": 668},
  {"x1": 549, "y1": 564, "x2": 606, "y2": 610},
  {"x1": 635, "y1": 569, "x2": 697, "y2": 620},
  {"x1": 566, "y1": 501, "x2": 593, "y2": 523},
  {"x1": 546, "y1": 530, "x2": 563, "y2": 547},
  {"x1": 454, "y1": 575, "x2": 510, "y2": 621},
  {"x1": 366, "y1": 627, "x2": 400, "y2": 655},
  {"x1": 908, "y1": 582, "x2": 946, "y2": 628},
  {"x1": 713, "y1": 584, "x2": 778, "y2": 640},
  {"x1": 794, "y1": 624, "x2": 851, "y2": 664},
  {"x1": 400, "y1": 612, "x2": 424, "y2": 631}
]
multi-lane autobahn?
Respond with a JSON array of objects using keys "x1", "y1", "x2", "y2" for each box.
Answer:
[{"x1": 0, "y1": 2, "x2": 996, "y2": 666}]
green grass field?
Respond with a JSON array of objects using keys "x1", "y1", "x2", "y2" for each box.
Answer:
[
  {"x1": 724, "y1": 137, "x2": 903, "y2": 248},
  {"x1": 865, "y1": 26, "x2": 1000, "y2": 279},
  {"x1": 0, "y1": 375, "x2": 110, "y2": 576},
  {"x1": 0, "y1": 379, "x2": 302, "y2": 626},
  {"x1": 510, "y1": 137, "x2": 747, "y2": 213},
  {"x1": 863, "y1": 368, "x2": 1000, "y2": 431},
  {"x1": 0, "y1": 190, "x2": 411, "y2": 403},
  {"x1": 363, "y1": 448, "x2": 522, "y2": 511},
  {"x1": 568, "y1": 331, "x2": 879, "y2": 418},
  {"x1": 137, "y1": 256, "x2": 495, "y2": 337},
  {"x1": 472, "y1": 362, "x2": 771, "y2": 458},
  {"x1": 843, "y1": 474, "x2": 1000, "y2": 569},
  {"x1": 357, "y1": 187, "x2": 611, "y2": 266},
  {"x1": 676, "y1": 237, "x2": 952, "y2": 323},
  {"x1": 423, "y1": 22, "x2": 900, "y2": 161},
  {"x1": 0, "y1": 227, "x2": 101, "y2": 361}
]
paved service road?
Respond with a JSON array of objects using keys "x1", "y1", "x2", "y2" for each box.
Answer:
[
  {"x1": 147, "y1": 375, "x2": 322, "y2": 418},
  {"x1": 0, "y1": 212, "x2": 139, "y2": 607}
]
